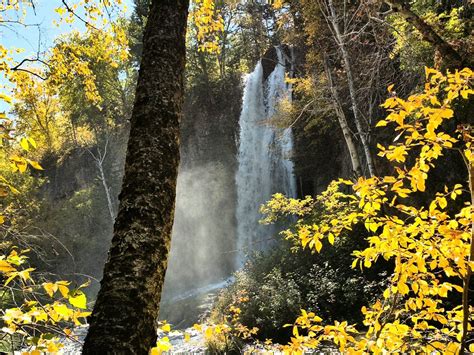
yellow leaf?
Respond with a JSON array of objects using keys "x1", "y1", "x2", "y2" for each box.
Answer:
[
  {"x1": 27, "y1": 137, "x2": 37, "y2": 149},
  {"x1": 0, "y1": 93, "x2": 13, "y2": 103},
  {"x1": 69, "y1": 291, "x2": 87, "y2": 309},
  {"x1": 398, "y1": 282, "x2": 409, "y2": 295},
  {"x1": 431, "y1": 341, "x2": 445, "y2": 350},
  {"x1": 20, "y1": 137, "x2": 29, "y2": 151},
  {"x1": 28, "y1": 160, "x2": 43, "y2": 170},
  {"x1": 438, "y1": 197, "x2": 447, "y2": 209},
  {"x1": 0, "y1": 260, "x2": 15, "y2": 273},
  {"x1": 43, "y1": 282, "x2": 57, "y2": 297},
  {"x1": 328, "y1": 233, "x2": 335, "y2": 245},
  {"x1": 161, "y1": 323, "x2": 171, "y2": 332},
  {"x1": 315, "y1": 240, "x2": 322, "y2": 253},
  {"x1": 54, "y1": 303, "x2": 71, "y2": 318},
  {"x1": 157, "y1": 337, "x2": 172, "y2": 351},
  {"x1": 351, "y1": 259, "x2": 358, "y2": 269},
  {"x1": 55, "y1": 7, "x2": 66, "y2": 16},
  {"x1": 184, "y1": 332, "x2": 191, "y2": 342},
  {"x1": 47, "y1": 342, "x2": 60, "y2": 353},
  {"x1": 58, "y1": 284, "x2": 70, "y2": 298}
]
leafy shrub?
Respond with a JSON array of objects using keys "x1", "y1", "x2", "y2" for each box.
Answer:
[{"x1": 211, "y1": 230, "x2": 388, "y2": 343}]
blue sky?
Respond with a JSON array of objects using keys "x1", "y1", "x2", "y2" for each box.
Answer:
[
  {"x1": 2, "y1": 0, "x2": 134, "y2": 57},
  {"x1": 0, "y1": 0, "x2": 134, "y2": 112}
]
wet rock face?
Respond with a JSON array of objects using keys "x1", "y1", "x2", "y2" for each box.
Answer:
[
  {"x1": 262, "y1": 46, "x2": 278, "y2": 81},
  {"x1": 261, "y1": 45, "x2": 292, "y2": 81}
]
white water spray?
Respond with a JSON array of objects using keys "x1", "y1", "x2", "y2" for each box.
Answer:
[{"x1": 236, "y1": 47, "x2": 296, "y2": 267}]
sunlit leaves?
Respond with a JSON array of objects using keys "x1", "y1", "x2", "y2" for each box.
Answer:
[
  {"x1": 267, "y1": 68, "x2": 474, "y2": 353},
  {"x1": 190, "y1": 0, "x2": 224, "y2": 54},
  {"x1": 261, "y1": 179, "x2": 357, "y2": 253},
  {"x1": 0, "y1": 260, "x2": 16, "y2": 273},
  {"x1": 68, "y1": 290, "x2": 87, "y2": 309},
  {"x1": 0, "y1": 250, "x2": 91, "y2": 353},
  {"x1": 48, "y1": 25, "x2": 129, "y2": 107},
  {"x1": 260, "y1": 193, "x2": 314, "y2": 224}
]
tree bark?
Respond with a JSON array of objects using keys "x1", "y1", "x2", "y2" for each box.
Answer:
[
  {"x1": 82, "y1": 0, "x2": 189, "y2": 353},
  {"x1": 323, "y1": 53, "x2": 363, "y2": 178},
  {"x1": 461, "y1": 135, "x2": 473, "y2": 353},
  {"x1": 327, "y1": 0, "x2": 376, "y2": 177},
  {"x1": 383, "y1": 0, "x2": 466, "y2": 69}
]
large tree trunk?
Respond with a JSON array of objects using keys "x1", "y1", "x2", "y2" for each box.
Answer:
[
  {"x1": 383, "y1": 0, "x2": 466, "y2": 69},
  {"x1": 82, "y1": 0, "x2": 189, "y2": 353}
]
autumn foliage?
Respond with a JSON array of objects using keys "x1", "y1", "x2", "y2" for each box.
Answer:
[{"x1": 262, "y1": 67, "x2": 474, "y2": 353}]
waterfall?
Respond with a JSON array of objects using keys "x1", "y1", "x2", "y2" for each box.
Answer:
[
  {"x1": 235, "y1": 47, "x2": 296, "y2": 267},
  {"x1": 158, "y1": 47, "x2": 296, "y2": 326}
]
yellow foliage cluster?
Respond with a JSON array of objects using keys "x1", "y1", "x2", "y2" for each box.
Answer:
[
  {"x1": 53, "y1": 0, "x2": 125, "y2": 28},
  {"x1": 189, "y1": 0, "x2": 224, "y2": 54},
  {"x1": 151, "y1": 291, "x2": 260, "y2": 354},
  {"x1": 263, "y1": 68, "x2": 474, "y2": 353},
  {"x1": 0, "y1": 249, "x2": 90, "y2": 354},
  {"x1": 0, "y1": 117, "x2": 43, "y2": 223},
  {"x1": 0, "y1": 0, "x2": 128, "y2": 109},
  {"x1": 0, "y1": 116, "x2": 89, "y2": 353},
  {"x1": 261, "y1": 179, "x2": 356, "y2": 252},
  {"x1": 48, "y1": 25, "x2": 129, "y2": 107},
  {"x1": 0, "y1": 51, "x2": 90, "y2": 354},
  {"x1": 199, "y1": 291, "x2": 259, "y2": 352}
]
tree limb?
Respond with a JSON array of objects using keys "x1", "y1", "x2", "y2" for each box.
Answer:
[{"x1": 383, "y1": 0, "x2": 467, "y2": 68}]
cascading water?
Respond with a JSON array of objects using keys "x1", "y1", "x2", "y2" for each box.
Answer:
[
  {"x1": 236, "y1": 47, "x2": 296, "y2": 267},
  {"x1": 158, "y1": 46, "x2": 296, "y2": 326}
]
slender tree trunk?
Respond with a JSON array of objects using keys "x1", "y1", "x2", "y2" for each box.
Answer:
[
  {"x1": 82, "y1": 0, "x2": 189, "y2": 353},
  {"x1": 323, "y1": 54, "x2": 363, "y2": 178},
  {"x1": 461, "y1": 134, "x2": 473, "y2": 353},
  {"x1": 327, "y1": 0, "x2": 376, "y2": 177},
  {"x1": 97, "y1": 157, "x2": 115, "y2": 223},
  {"x1": 383, "y1": 0, "x2": 466, "y2": 68},
  {"x1": 86, "y1": 139, "x2": 116, "y2": 223}
]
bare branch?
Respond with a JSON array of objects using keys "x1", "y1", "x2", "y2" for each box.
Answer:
[{"x1": 10, "y1": 58, "x2": 49, "y2": 80}]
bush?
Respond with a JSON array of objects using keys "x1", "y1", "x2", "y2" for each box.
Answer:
[{"x1": 210, "y1": 230, "x2": 389, "y2": 343}]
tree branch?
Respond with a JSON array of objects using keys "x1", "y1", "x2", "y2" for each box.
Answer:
[{"x1": 382, "y1": 0, "x2": 467, "y2": 68}]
